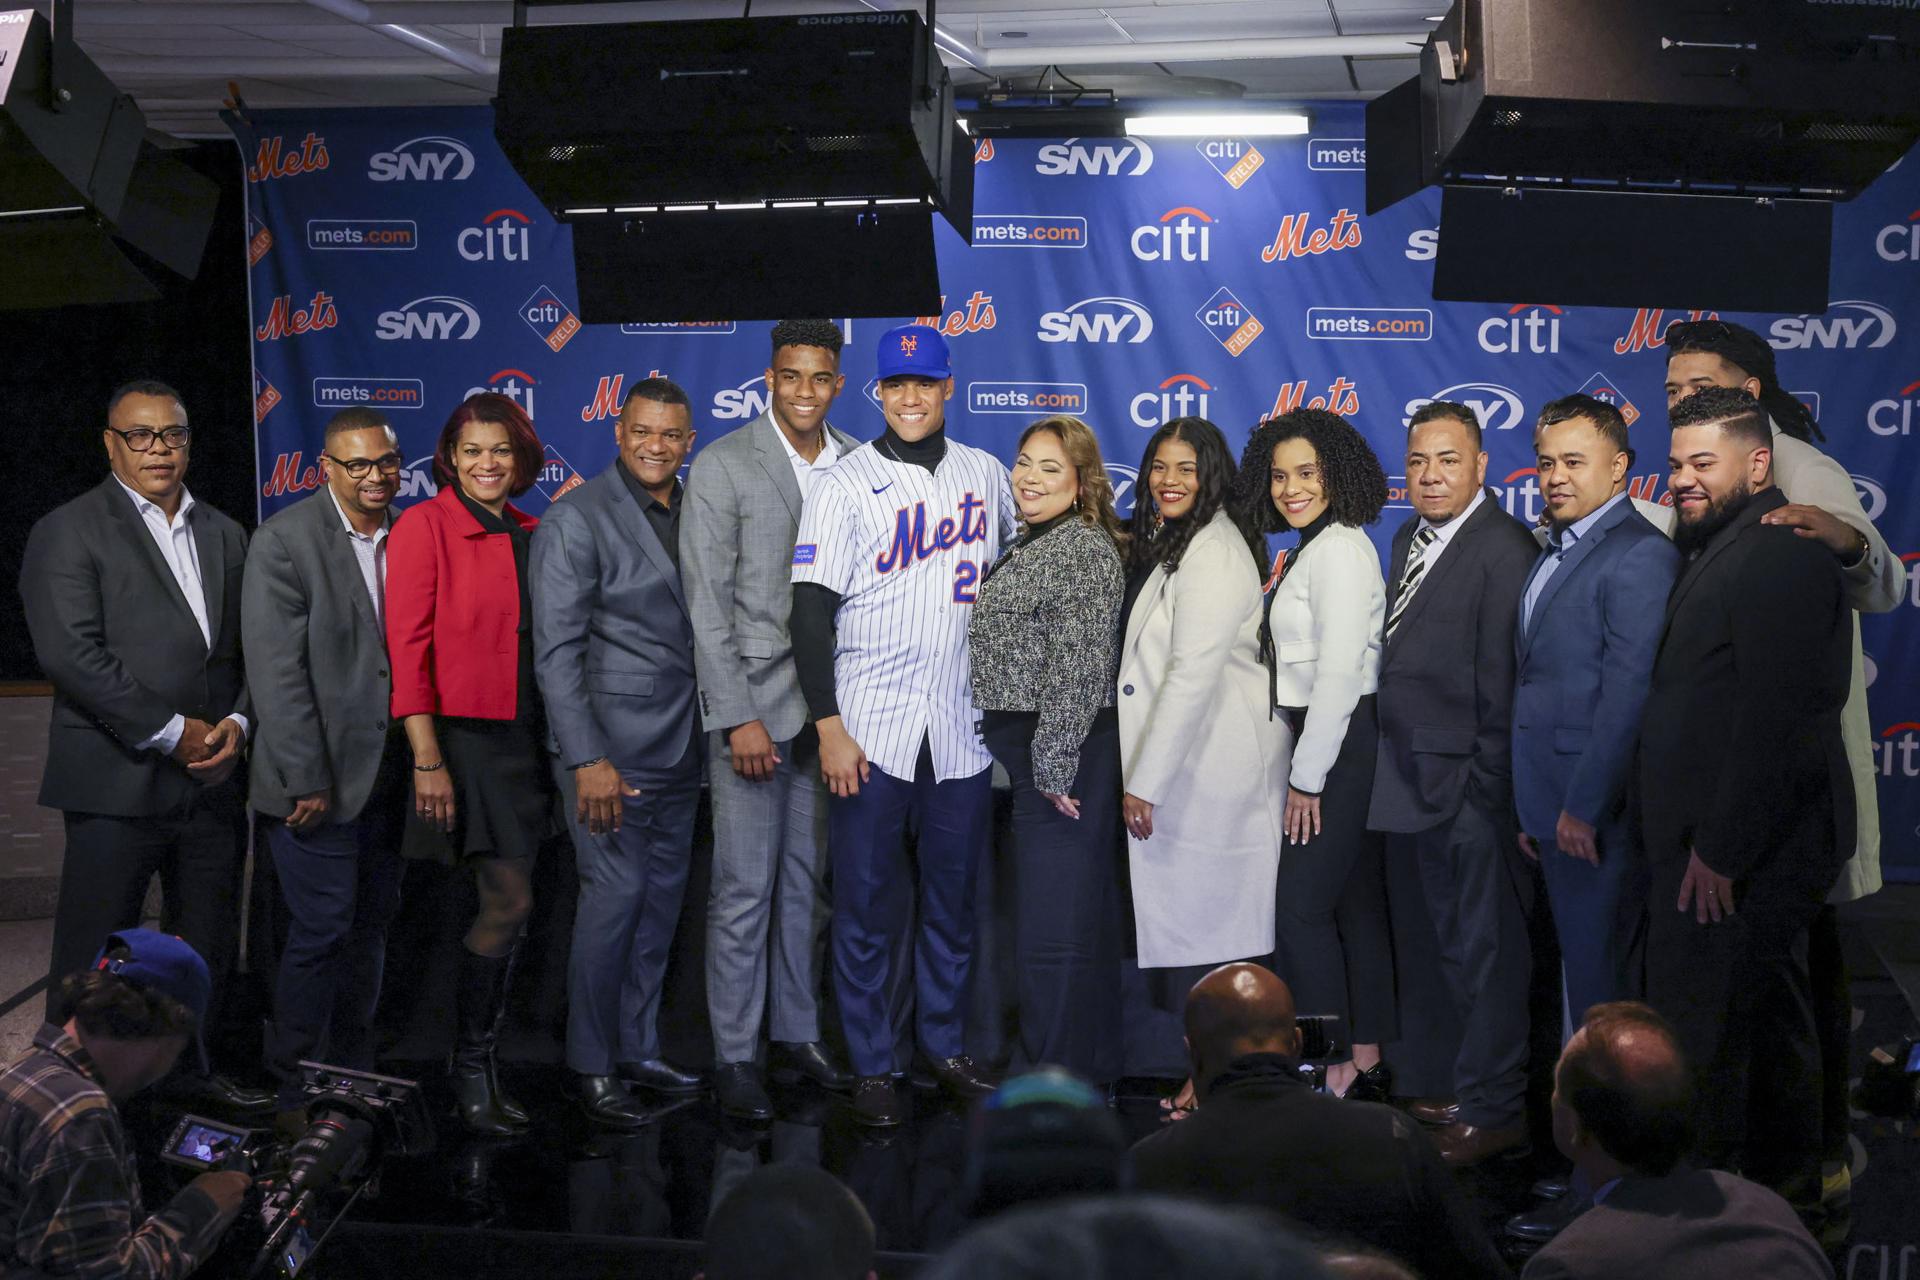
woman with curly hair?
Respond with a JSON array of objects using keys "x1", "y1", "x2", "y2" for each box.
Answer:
[
  {"x1": 1119, "y1": 417, "x2": 1290, "y2": 1113},
  {"x1": 1233, "y1": 408, "x2": 1397, "y2": 1100}
]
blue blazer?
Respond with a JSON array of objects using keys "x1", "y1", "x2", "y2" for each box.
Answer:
[{"x1": 1511, "y1": 497, "x2": 1680, "y2": 839}]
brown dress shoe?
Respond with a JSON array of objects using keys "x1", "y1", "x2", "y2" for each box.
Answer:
[
  {"x1": 1432, "y1": 1121, "x2": 1530, "y2": 1167},
  {"x1": 1406, "y1": 1096, "x2": 1461, "y2": 1126}
]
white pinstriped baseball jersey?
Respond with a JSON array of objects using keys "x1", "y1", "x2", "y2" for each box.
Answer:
[{"x1": 791, "y1": 439, "x2": 1017, "y2": 782}]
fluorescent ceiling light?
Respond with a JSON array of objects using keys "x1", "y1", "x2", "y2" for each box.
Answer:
[{"x1": 1123, "y1": 112, "x2": 1309, "y2": 137}]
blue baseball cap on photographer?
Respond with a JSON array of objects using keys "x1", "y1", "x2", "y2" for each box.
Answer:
[
  {"x1": 94, "y1": 929, "x2": 211, "y2": 1070},
  {"x1": 875, "y1": 323, "x2": 951, "y2": 381}
]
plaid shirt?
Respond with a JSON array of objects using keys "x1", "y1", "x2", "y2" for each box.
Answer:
[{"x1": 0, "y1": 1024, "x2": 223, "y2": 1280}]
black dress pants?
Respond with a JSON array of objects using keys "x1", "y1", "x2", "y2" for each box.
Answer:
[{"x1": 982, "y1": 708, "x2": 1125, "y2": 1084}]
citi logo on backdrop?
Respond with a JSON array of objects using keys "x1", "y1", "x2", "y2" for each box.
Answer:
[
  {"x1": 367, "y1": 135, "x2": 475, "y2": 182},
  {"x1": 1768, "y1": 300, "x2": 1897, "y2": 351},
  {"x1": 1478, "y1": 304, "x2": 1563, "y2": 355},
  {"x1": 308, "y1": 219, "x2": 416, "y2": 250},
  {"x1": 1131, "y1": 208, "x2": 1212, "y2": 263},
  {"x1": 458, "y1": 209, "x2": 532, "y2": 262},
  {"x1": 1129, "y1": 374, "x2": 1212, "y2": 428},
  {"x1": 1876, "y1": 720, "x2": 1920, "y2": 779},
  {"x1": 374, "y1": 295, "x2": 481, "y2": 341},
  {"x1": 1875, "y1": 210, "x2": 1919, "y2": 262},
  {"x1": 1868, "y1": 380, "x2": 1920, "y2": 436},
  {"x1": 1034, "y1": 139, "x2": 1154, "y2": 177},
  {"x1": 466, "y1": 369, "x2": 537, "y2": 419},
  {"x1": 1403, "y1": 382, "x2": 1527, "y2": 433},
  {"x1": 1036, "y1": 296, "x2": 1154, "y2": 344}
]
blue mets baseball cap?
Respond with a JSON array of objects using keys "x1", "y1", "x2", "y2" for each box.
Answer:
[
  {"x1": 94, "y1": 928, "x2": 211, "y2": 1070},
  {"x1": 875, "y1": 323, "x2": 951, "y2": 381}
]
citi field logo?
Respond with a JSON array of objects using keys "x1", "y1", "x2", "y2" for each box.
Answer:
[
  {"x1": 967, "y1": 382, "x2": 1089, "y2": 416},
  {"x1": 464, "y1": 369, "x2": 537, "y2": 419},
  {"x1": 1870, "y1": 380, "x2": 1920, "y2": 436},
  {"x1": 1034, "y1": 138, "x2": 1154, "y2": 176},
  {"x1": 711, "y1": 374, "x2": 771, "y2": 422},
  {"x1": 1875, "y1": 720, "x2": 1920, "y2": 779},
  {"x1": 253, "y1": 370, "x2": 281, "y2": 423},
  {"x1": 1575, "y1": 371, "x2": 1641, "y2": 426},
  {"x1": 533, "y1": 444, "x2": 584, "y2": 503},
  {"x1": 255, "y1": 290, "x2": 337, "y2": 341},
  {"x1": 579, "y1": 369, "x2": 667, "y2": 423},
  {"x1": 1307, "y1": 308, "x2": 1431, "y2": 341},
  {"x1": 312, "y1": 378, "x2": 425, "y2": 410},
  {"x1": 1270, "y1": 377, "x2": 1359, "y2": 420},
  {"x1": 458, "y1": 209, "x2": 532, "y2": 262},
  {"x1": 1853, "y1": 474, "x2": 1888, "y2": 522},
  {"x1": 1768, "y1": 300, "x2": 1897, "y2": 351},
  {"x1": 1404, "y1": 382, "x2": 1526, "y2": 433},
  {"x1": 1612, "y1": 307, "x2": 1718, "y2": 356},
  {"x1": 1131, "y1": 208, "x2": 1212, "y2": 263},
  {"x1": 971, "y1": 215, "x2": 1087, "y2": 249},
  {"x1": 1478, "y1": 304, "x2": 1563, "y2": 355},
  {"x1": 1130, "y1": 374, "x2": 1212, "y2": 429},
  {"x1": 1261, "y1": 208, "x2": 1362, "y2": 263},
  {"x1": 367, "y1": 135, "x2": 475, "y2": 182},
  {"x1": 1037, "y1": 296, "x2": 1154, "y2": 345},
  {"x1": 1307, "y1": 138, "x2": 1365, "y2": 171},
  {"x1": 374, "y1": 295, "x2": 481, "y2": 341},
  {"x1": 248, "y1": 132, "x2": 328, "y2": 182},
  {"x1": 1197, "y1": 138, "x2": 1264, "y2": 188},
  {"x1": 246, "y1": 215, "x2": 273, "y2": 267},
  {"x1": 1196, "y1": 287, "x2": 1263, "y2": 356},
  {"x1": 918, "y1": 291, "x2": 997, "y2": 336},
  {"x1": 521, "y1": 284, "x2": 581, "y2": 352},
  {"x1": 1405, "y1": 228, "x2": 1438, "y2": 261},
  {"x1": 307, "y1": 219, "x2": 416, "y2": 250},
  {"x1": 1875, "y1": 209, "x2": 1919, "y2": 262},
  {"x1": 1106, "y1": 463, "x2": 1140, "y2": 518}
]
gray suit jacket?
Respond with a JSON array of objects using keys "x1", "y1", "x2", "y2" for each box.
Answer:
[
  {"x1": 242, "y1": 488, "x2": 395, "y2": 822},
  {"x1": 682, "y1": 412, "x2": 859, "y2": 744},
  {"x1": 530, "y1": 463, "x2": 697, "y2": 771},
  {"x1": 19, "y1": 477, "x2": 250, "y2": 817}
]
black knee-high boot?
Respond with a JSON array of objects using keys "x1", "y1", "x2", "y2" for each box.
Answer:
[{"x1": 452, "y1": 947, "x2": 529, "y2": 1135}]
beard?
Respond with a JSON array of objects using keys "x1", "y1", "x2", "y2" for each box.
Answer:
[{"x1": 1672, "y1": 480, "x2": 1754, "y2": 557}]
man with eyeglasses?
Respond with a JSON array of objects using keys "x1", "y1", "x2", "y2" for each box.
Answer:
[
  {"x1": 240, "y1": 407, "x2": 411, "y2": 1114},
  {"x1": 18, "y1": 379, "x2": 266, "y2": 1113}
]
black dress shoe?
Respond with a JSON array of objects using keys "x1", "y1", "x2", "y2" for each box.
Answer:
[
  {"x1": 617, "y1": 1058, "x2": 704, "y2": 1094},
  {"x1": 576, "y1": 1074, "x2": 660, "y2": 1130},
  {"x1": 713, "y1": 1062, "x2": 775, "y2": 1122},
  {"x1": 1344, "y1": 1063, "x2": 1394, "y2": 1105},
  {"x1": 1407, "y1": 1096, "x2": 1461, "y2": 1126},
  {"x1": 1505, "y1": 1189, "x2": 1594, "y2": 1243},
  {"x1": 769, "y1": 1041, "x2": 854, "y2": 1092},
  {"x1": 926, "y1": 1054, "x2": 997, "y2": 1100},
  {"x1": 851, "y1": 1075, "x2": 904, "y2": 1128},
  {"x1": 163, "y1": 1073, "x2": 276, "y2": 1115}
]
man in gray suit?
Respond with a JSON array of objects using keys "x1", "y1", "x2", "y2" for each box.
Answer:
[
  {"x1": 683, "y1": 320, "x2": 859, "y2": 1120},
  {"x1": 533, "y1": 376, "x2": 704, "y2": 1128},
  {"x1": 242, "y1": 407, "x2": 409, "y2": 1110}
]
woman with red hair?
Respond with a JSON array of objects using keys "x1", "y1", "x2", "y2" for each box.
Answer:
[{"x1": 386, "y1": 392, "x2": 553, "y2": 1135}]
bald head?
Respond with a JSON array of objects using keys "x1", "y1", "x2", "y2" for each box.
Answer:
[
  {"x1": 1184, "y1": 964, "x2": 1300, "y2": 1091},
  {"x1": 1554, "y1": 1001, "x2": 1693, "y2": 1175}
]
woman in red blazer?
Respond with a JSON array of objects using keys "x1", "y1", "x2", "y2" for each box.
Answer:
[{"x1": 387, "y1": 391, "x2": 551, "y2": 1136}]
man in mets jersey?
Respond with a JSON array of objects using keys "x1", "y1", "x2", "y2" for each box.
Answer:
[{"x1": 789, "y1": 322, "x2": 1017, "y2": 1127}]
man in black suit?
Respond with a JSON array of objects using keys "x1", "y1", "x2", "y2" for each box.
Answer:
[
  {"x1": 243, "y1": 407, "x2": 409, "y2": 1111},
  {"x1": 19, "y1": 380, "x2": 263, "y2": 1107},
  {"x1": 1129, "y1": 963, "x2": 1509, "y2": 1278},
  {"x1": 1369, "y1": 400, "x2": 1539, "y2": 1166},
  {"x1": 1522, "y1": 1001, "x2": 1831, "y2": 1280},
  {"x1": 1638, "y1": 386, "x2": 1851, "y2": 1213}
]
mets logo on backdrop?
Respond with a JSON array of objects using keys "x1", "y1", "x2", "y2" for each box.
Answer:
[
  {"x1": 248, "y1": 132, "x2": 328, "y2": 182},
  {"x1": 255, "y1": 290, "x2": 337, "y2": 341},
  {"x1": 522, "y1": 285, "x2": 581, "y2": 352},
  {"x1": 1195, "y1": 287, "x2": 1263, "y2": 356},
  {"x1": 1197, "y1": 138, "x2": 1264, "y2": 189},
  {"x1": 253, "y1": 370, "x2": 280, "y2": 422},
  {"x1": 1262, "y1": 209, "x2": 1362, "y2": 263},
  {"x1": 1576, "y1": 372, "x2": 1640, "y2": 426},
  {"x1": 246, "y1": 215, "x2": 273, "y2": 267}
]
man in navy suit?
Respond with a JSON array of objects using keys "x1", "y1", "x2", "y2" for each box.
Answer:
[
  {"x1": 532, "y1": 376, "x2": 705, "y2": 1128},
  {"x1": 1512, "y1": 395, "x2": 1680, "y2": 1027}
]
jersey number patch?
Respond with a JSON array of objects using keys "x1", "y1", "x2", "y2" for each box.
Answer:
[{"x1": 953, "y1": 561, "x2": 978, "y2": 603}]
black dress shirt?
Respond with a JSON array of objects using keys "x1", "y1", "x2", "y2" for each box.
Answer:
[{"x1": 617, "y1": 460, "x2": 682, "y2": 567}]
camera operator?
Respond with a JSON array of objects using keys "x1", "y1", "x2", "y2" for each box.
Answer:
[
  {"x1": 1128, "y1": 963, "x2": 1510, "y2": 1279},
  {"x1": 0, "y1": 930, "x2": 250, "y2": 1279}
]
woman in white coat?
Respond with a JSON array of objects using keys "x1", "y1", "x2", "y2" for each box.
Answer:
[{"x1": 1118, "y1": 417, "x2": 1291, "y2": 1111}]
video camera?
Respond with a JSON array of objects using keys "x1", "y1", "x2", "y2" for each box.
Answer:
[
  {"x1": 162, "y1": 1062, "x2": 434, "y2": 1279},
  {"x1": 1852, "y1": 1035, "x2": 1920, "y2": 1122}
]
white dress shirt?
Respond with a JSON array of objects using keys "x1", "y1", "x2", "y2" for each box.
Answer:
[
  {"x1": 772, "y1": 419, "x2": 842, "y2": 503},
  {"x1": 328, "y1": 487, "x2": 390, "y2": 629},
  {"x1": 115, "y1": 477, "x2": 249, "y2": 754},
  {"x1": 1416, "y1": 484, "x2": 1488, "y2": 569}
]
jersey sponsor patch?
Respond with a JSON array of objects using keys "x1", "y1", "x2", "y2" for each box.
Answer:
[{"x1": 792, "y1": 543, "x2": 818, "y2": 565}]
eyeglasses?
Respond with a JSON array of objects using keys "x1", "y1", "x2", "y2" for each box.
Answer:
[
  {"x1": 106, "y1": 425, "x2": 191, "y2": 452},
  {"x1": 323, "y1": 452, "x2": 404, "y2": 478}
]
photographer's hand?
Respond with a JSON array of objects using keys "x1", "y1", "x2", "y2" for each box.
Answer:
[{"x1": 192, "y1": 1170, "x2": 253, "y2": 1233}]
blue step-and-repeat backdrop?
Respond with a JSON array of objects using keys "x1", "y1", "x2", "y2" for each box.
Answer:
[{"x1": 229, "y1": 103, "x2": 1920, "y2": 880}]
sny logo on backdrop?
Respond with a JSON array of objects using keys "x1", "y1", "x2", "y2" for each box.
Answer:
[
  {"x1": 1270, "y1": 377, "x2": 1359, "y2": 420},
  {"x1": 367, "y1": 135, "x2": 475, "y2": 182},
  {"x1": 1852, "y1": 474, "x2": 1888, "y2": 522},
  {"x1": 307, "y1": 219, "x2": 416, "y2": 250},
  {"x1": 1197, "y1": 139, "x2": 1264, "y2": 189},
  {"x1": 1307, "y1": 308, "x2": 1431, "y2": 341},
  {"x1": 1478, "y1": 304, "x2": 1563, "y2": 355},
  {"x1": 1131, "y1": 208, "x2": 1212, "y2": 263},
  {"x1": 248, "y1": 133, "x2": 328, "y2": 182},
  {"x1": 971, "y1": 215, "x2": 1088, "y2": 249},
  {"x1": 1130, "y1": 374, "x2": 1211, "y2": 428},
  {"x1": 1576, "y1": 372, "x2": 1641, "y2": 426},
  {"x1": 1869, "y1": 379, "x2": 1920, "y2": 436},
  {"x1": 1307, "y1": 138, "x2": 1364, "y2": 171},
  {"x1": 256, "y1": 291, "x2": 338, "y2": 341},
  {"x1": 710, "y1": 375, "x2": 768, "y2": 422},
  {"x1": 1613, "y1": 308, "x2": 1718, "y2": 355},
  {"x1": 1034, "y1": 138, "x2": 1154, "y2": 177},
  {"x1": 458, "y1": 209, "x2": 532, "y2": 262},
  {"x1": 1768, "y1": 300, "x2": 1897, "y2": 351},
  {"x1": 375, "y1": 295, "x2": 481, "y2": 341},
  {"x1": 522, "y1": 285, "x2": 581, "y2": 351},
  {"x1": 1196, "y1": 287, "x2": 1263, "y2": 356},
  {"x1": 1405, "y1": 228, "x2": 1438, "y2": 261},
  {"x1": 1261, "y1": 209, "x2": 1362, "y2": 263},
  {"x1": 918, "y1": 291, "x2": 997, "y2": 336},
  {"x1": 968, "y1": 383, "x2": 1089, "y2": 416},
  {"x1": 1106, "y1": 464, "x2": 1139, "y2": 518},
  {"x1": 313, "y1": 377, "x2": 425, "y2": 410},
  {"x1": 1875, "y1": 209, "x2": 1919, "y2": 262},
  {"x1": 466, "y1": 369, "x2": 537, "y2": 419},
  {"x1": 1404, "y1": 382, "x2": 1527, "y2": 433},
  {"x1": 582, "y1": 370, "x2": 667, "y2": 422},
  {"x1": 1037, "y1": 296, "x2": 1153, "y2": 344}
]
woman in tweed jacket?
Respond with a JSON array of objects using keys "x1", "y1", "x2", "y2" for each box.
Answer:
[{"x1": 970, "y1": 415, "x2": 1127, "y2": 1083}]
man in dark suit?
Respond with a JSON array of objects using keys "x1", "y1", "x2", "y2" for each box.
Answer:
[
  {"x1": 1129, "y1": 963, "x2": 1509, "y2": 1278},
  {"x1": 1638, "y1": 386, "x2": 1851, "y2": 1212},
  {"x1": 18, "y1": 379, "x2": 264, "y2": 1108},
  {"x1": 242, "y1": 407, "x2": 408, "y2": 1110},
  {"x1": 1522, "y1": 1001, "x2": 1830, "y2": 1280},
  {"x1": 1369, "y1": 400, "x2": 1539, "y2": 1166},
  {"x1": 1513, "y1": 395, "x2": 1680, "y2": 1026},
  {"x1": 532, "y1": 376, "x2": 704, "y2": 1128}
]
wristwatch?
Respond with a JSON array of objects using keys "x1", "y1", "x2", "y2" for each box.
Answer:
[{"x1": 571, "y1": 756, "x2": 609, "y2": 770}]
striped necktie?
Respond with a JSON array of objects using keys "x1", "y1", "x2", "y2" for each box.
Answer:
[{"x1": 1384, "y1": 525, "x2": 1440, "y2": 641}]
